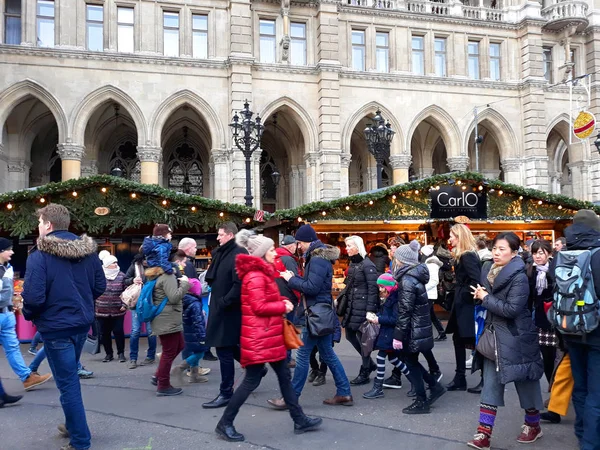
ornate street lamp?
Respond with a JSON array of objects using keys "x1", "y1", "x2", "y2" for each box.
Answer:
[
  {"x1": 271, "y1": 170, "x2": 281, "y2": 188},
  {"x1": 364, "y1": 109, "x2": 395, "y2": 189},
  {"x1": 230, "y1": 100, "x2": 265, "y2": 207},
  {"x1": 110, "y1": 166, "x2": 123, "y2": 178}
]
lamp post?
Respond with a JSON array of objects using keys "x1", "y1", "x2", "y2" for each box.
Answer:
[
  {"x1": 230, "y1": 100, "x2": 265, "y2": 207},
  {"x1": 364, "y1": 109, "x2": 395, "y2": 189}
]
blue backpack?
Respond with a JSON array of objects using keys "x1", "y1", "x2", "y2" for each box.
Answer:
[{"x1": 136, "y1": 279, "x2": 168, "y2": 324}]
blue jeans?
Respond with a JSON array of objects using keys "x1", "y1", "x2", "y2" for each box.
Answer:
[
  {"x1": 29, "y1": 346, "x2": 83, "y2": 373},
  {"x1": 30, "y1": 331, "x2": 43, "y2": 349},
  {"x1": 44, "y1": 332, "x2": 91, "y2": 450},
  {"x1": 292, "y1": 328, "x2": 351, "y2": 398},
  {"x1": 185, "y1": 352, "x2": 204, "y2": 368},
  {"x1": 0, "y1": 312, "x2": 31, "y2": 381},
  {"x1": 569, "y1": 339, "x2": 600, "y2": 450},
  {"x1": 129, "y1": 309, "x2": 156, "y2": 361}
]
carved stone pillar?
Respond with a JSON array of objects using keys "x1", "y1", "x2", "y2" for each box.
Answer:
[
  {"x1": 305, "y1": 152, "x2": 319, "y2": 203},
  {"x1": 210, "y1": 150, "x2": 230, "y2": 202},
  {"x1": 569, "y1": 161, "x2": 591, "y2": 201},
  {"x1": 446, "y1": 156, "x2": 470, "y2": 173},
  {"x1": 289, "y1": 165, "x2": 302, "y2": 207},
  {"x1": 80, "y1": 160, "x2": 98, "y2": 178},
  {"x1": 340, "y1": 154, "x2": 351, "y2": 197},
  {"x1": 57, "y1": 144, "x2": 85, "y2": 181},
  {"x1": 252, "y1": 149, "x2": 262, "y2": 209},
  {"x1": 7, "y1": 159, "x2": 31, "y2": 190},
  {"x1": 501, "y1": 158, "x2": 523, "y2": 186},
  {"x1": 137, "y1": 146, "x2": 162, "y2": 185},
  {"x1": 389, "y1": 154, "x2": 412, "y2": 184}
]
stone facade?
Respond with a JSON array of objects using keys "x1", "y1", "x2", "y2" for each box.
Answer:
[{"x1": 1, "y1": 0, "x2": 599, "y2": 206}]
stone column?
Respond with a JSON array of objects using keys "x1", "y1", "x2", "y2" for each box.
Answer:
[
  {"x1": 447, "y1": 156, "x2": 469, "y2": 173},
  {"x1": 481, "y1": 169, "x2": 501, "y2": 180},
  {"x1": 389, "y1": 154, "x2": 411, "y2": 184},
  {"x1": 289, "y1": 165, "x2": 302, "y2": 207},
  {"x1": 0, "y1": 146, "x2": 7, "y2": 193},
  {"x1": 419, "y1": 167, "x2": 435, "y2": 179},
  {"x1": 57, "y1": 144, "x2": 84, "y2": 181},
  {"x1": 80, "y1": 160, "x2": 98, "y2": 178},
  {"x1": 304, "y1": 152, "x2": 319, "y2": 203},
  {"x1": 7, "y1": 159, "x2": 31, "y2": 190},
  {"x1": 210, "y1": 149, "x2": 230, "y2": 202},
  {"x1": 137, "y1": 146, "x2": 162, "y2": 185},
  {"x1": 501, "y1": 158, "x2": 522, "y2": 185},
  {"x1": 340, "y1": 154, "x2": 351, "y2": 197},
  {"x1": 22, "y1": 0, "x2": 36, "y2": 46},
  {"x1": 569, "y1": 161, "x2": 591, "y2": 201},
  {"x1": 252, "y1": 149, "x2": 262, "y2": 209}
]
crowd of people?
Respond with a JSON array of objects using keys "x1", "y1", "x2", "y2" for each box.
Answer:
[{"x1": 0, "y1": 202, "x2": 598, "y2": 450}]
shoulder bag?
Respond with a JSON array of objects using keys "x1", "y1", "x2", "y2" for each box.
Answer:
[
  {"x1": 303, "y1": 296, "x2": 336, "y2": 337},
  {"x1": 121, "y1": 264, "x2": 142, "y2": 309},
  {"x1": 283, "y1": 319, "x2": 303, "y2": 349},
  {"x1": 476, "y1": 323, "x2": 497, "y2": 361},
  {"x1": 336, "y1": 262, "x2": 360, "y2": 316}
]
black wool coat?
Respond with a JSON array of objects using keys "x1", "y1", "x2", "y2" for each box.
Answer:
[
  {"x1": 205, "y1": 239, "x2": 248, "y2": 347},
  {"x1": 481, "y1": 257, "x2": 543, "y2": 384},
  {"x1": 445, "y1": 251, "x2": 481, "y2": 339},
  {"x1": 342, "y1": 256, "x2": 379, "y2": 331}
]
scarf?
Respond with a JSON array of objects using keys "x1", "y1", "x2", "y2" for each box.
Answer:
[
  {"x1": 534, "y1": 262, "x2": 549, "y2": 295},
  {"x1": 103, "y1": 266, "x2": 120, "y2": 281},
  {"x1": 486, "y1": 263, "x2": 503, "y2": 287}
]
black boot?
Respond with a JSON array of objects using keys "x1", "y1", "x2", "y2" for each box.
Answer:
[
  {"x1": 427, "y1": 382, "x2": 447, "y2": 406},
  {"x1": 202, "y1": 394, "x2": 231, "y2": 409},
  {"x1": 467, "y1": 377, "x2": 483, "y2": 394},
  {"x1": 402, "y1": 398, "x2": 430, "y2": 414},
  {"x1": 406, "y1": 384, "x2": 417, "y2": 397},
  {"x1": 363, "y1": 378, "x2": 384, "y2": 399},
  {"x1": 540, "y1": 411, "x2": 561, "y2": 424},
  {"x1": 350, "y1": 367, "x2": 371, "y2": 386},
  {"x1": 294, "y1": 416, "x2": 323, "y2": 435},
  {"x1": 435, "y1": 333, "x2": 447, "y2": 341},
  {"x1": 0, "y1": 393, "x2": 23, "y2": 408},
  {"x1": 216, "y1": 421, "x2": 245, "y2": 442},
  {"x1": 446, "y1": 374, "x2": 467, "y2": 391},
  {"x1": 312, "y1": 372, "x2": 326, "y2": 386},
  {"x1": 203, "y1": 350, "x2": 218, "y2": 361},
  {"x1": 307, "y1": 369, "x2": 319, "y2": 383}
]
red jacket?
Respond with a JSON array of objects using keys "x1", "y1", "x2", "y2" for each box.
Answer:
[{"x1": 236, "y1": 254, "x2": 287, "y2": 367}]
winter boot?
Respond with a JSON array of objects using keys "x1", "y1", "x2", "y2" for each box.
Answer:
[
  {"x1": 446, "y1": 374, "x2": 467, "y2": 391},
  {"x1": 171, "y1": 362, "x2": 189, "y2": 384},
  {"x1": 307, "y1": 369, "x2": 319, "y2": 383},
  {"x1": 189, "y1": 367, "x2": 209, "y2": 383},
  {"x1": 350, "y1": 367, "x2": 371, "y2": 386},
  {"x1": 383, "y1": 369, "x2": 403, "y2": 389},
  {"x1": 402, "y1": 398, "x2": 431, "y2": 414},
  {"x1": 363, "y1": 378, "x2": 384, "y2": 399},
  {"x1": 427, "y1": 382, "x2": 447, "y2": 406},
  {"x1": 312, "y1": 372, "x2": 326, "y2": 386}
]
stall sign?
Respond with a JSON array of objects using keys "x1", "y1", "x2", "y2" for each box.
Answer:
[{"x1": 430, "y1": 186, "x2": 487, "y2": 219}]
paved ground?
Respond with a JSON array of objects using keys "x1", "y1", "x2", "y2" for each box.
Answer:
[{"x1": 0, "y1": 336, "x2": 578, "y2": 450}]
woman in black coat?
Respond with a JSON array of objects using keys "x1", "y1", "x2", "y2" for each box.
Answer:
[
  {"x1": 341, "y1": 235, "x2": 379, "y2": 385},
  {"x1": 469, "y1": 232, "x2": 543, "y2": 449},
  {"x1": 445, "y1": 224, "x2": 481, "y2": 391},
  {"x1": 526, "y1": 239, "x2": 557, "y2": 384}
]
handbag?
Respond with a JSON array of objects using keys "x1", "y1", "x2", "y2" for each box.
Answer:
[
  {"x1": 83, "y1": 333, "x2": 100, "y2": 355},
  {"x1": 282, "y1": 319, "x2": 303, "y2": 349},
  {"x1": 336, "y1": 289, "x2": 349, "y2": 316},
  {"x1": 121, "y1": 264, "x2": 142, "y2": 309},
  {"x1": 303, "y1": 296, "x2": 336, "y2": 337},
  {"x1": 476, "y1": 323, "x2": 497, "y2": 361},
  {"x1": 358, "y1": 320, "x2": 380, "y2": 357}
]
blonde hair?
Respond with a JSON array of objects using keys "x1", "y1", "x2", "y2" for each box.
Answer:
[
  {"x1": 345, "y1": 235, "x2": 367, "y2": 258},
  {"x1": 450, "y1": 224, "x2": 476, "y2": 260}
]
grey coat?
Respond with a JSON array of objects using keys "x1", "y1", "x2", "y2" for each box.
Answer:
[{"x1": 480, "y1": 257, "x2": 543, "y2": 385}]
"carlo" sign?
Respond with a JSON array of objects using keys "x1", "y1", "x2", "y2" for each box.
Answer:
[{"x1": 430, "y1": 186, "x2": 487, "y2": 219}]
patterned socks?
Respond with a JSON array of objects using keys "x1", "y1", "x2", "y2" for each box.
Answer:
[
  {"x1": 375, "y1": 353, "x2": 387, "y2": 380},
  {"x1": 525, "y1": 408, "x2": 540, "y2": 428},
  {"x1": 478, "y1": 403, "x2": 497, "y2": 438},
  {"x1": 388, "y1": 355, "x2": 410, "y2": 376}
]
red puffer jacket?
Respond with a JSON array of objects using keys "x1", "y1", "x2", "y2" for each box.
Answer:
[{"x1": 236, "y1": 253, "x2": 288, "y2": 367}]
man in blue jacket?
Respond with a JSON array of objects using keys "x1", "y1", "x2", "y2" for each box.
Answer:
[
  {"x1": 268, "y1": 224, "x2": 353, "y2": 409},
  {"x1": 22, "y1": 204, "x2": 106, "y2": 450}
]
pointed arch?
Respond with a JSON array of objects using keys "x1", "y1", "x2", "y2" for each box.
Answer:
[
  {"x1": 463, "y1": 108, "x2": 519, "y2": 159},
  {"x1": 70, "y1": 85, "x2": 147, "y2": 145},
  {"x1": 0, "y1": 79, "x2": 68, "y2": 145},
  {"x1": 342, "y1": 101, "x2": 404, "y2": 157},
  {"x1": 546, "y1": 113, "x2": 571, "y2": 143},
  {"x1": 406, "y1": 105, "x2": 461, "y2": 158},
  {"x1": 259, "y1": 96, "x2": 318, "y2": 155},
  {"x1": 149, "y1": 90, "x2": 224, "y2": 150}
]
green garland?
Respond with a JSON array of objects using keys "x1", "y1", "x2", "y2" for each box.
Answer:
[{"x1": 0, "y1": 175, "x2": 257, "y2": 237}]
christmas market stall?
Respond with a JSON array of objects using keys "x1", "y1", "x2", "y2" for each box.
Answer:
[{"x1": 0, "y1": 175, "x2": 259, "y2": 342}]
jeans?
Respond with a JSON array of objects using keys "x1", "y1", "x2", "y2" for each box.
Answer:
[
  {"x1": 30, "y1": 331, "x2": 43, "y2": 349},
  {"x1": 185, "y1": 352, "x2": 204, "y2": 368},
  {"x1": 29, "y1": 346, "x2": 83, "y2": 373},
  {"x1": 569, "y1": 340, "x2": 600, "y2": 450},
  {"x1": 481, "y1": 357, "x2": 543, "y2": 409},
  {"x1": 345, "y1": 328, "x2": 374, "y2": 371},
  {"x1": 403, "y1": 351, "x2": 436, "y2": 401},
  {"x1": 97, "y1": 316, "x2": 125, "y2": 357},
  {"x1": 155, "y1": 332, "x2": 184, "y2": 390},
  {"x1": 129, "y1": 309, "x2": 156, "y2": 361},
  {"x1": 44, "y1": 332, "x2": 91, "y2": 450},
  {"x1": 221, "y1": 359, "x2": 305, "y2": 426},
  {"x1": 292, "y1": 328, "x2": 351, "y2": 397},
  {"x1": 216, "y1": 346, "x2": 241, "y2": 397},
  {"x1": 0, "y1": 312, "x2": 31, "y2": 381}
]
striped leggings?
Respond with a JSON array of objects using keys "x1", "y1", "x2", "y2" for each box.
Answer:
[{"x1": 375, "y1": 350, "x2": 409, "y2": 380}]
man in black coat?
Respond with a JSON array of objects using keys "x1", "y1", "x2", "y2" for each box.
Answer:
[{"x1": 202, "y1": 222, "x2": 248, "y2": 409}]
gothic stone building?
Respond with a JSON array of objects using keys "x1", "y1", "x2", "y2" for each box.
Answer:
[{"x1": 1, "y1": 0, "x2": 599, "y2": 210}]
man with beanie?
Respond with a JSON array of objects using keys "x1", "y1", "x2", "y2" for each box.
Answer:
[
  {"x1": 269, "y1": 224, "x2": 353, "y2": 408},
  {"x1": 558, "y1": 210, "x2": 600, "y2": 449},
  {"x1": 0, "y1": 237, "x2": 53, "y2": 392},
  {"x1": 202, "y1": 222, "x2": 248, "y2": 409},
  {"x1": 22, "y1": 204, "x2": 106, "y2": 450}
]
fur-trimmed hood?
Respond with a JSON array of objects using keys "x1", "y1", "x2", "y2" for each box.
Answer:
[
  {"x1": 145, "y1": 267, "x2": 165, "y2": 281},
  {"x1": 236, "y1": 253, "x2": 276, "y2": 280},
  {"x1": 36, "y1": 231, "x2": 97, "y2": 260},
  {"x1": 425, "y1": 255, "x2": 443, "y2": 268},
  {"x1": 311, "y1": 245, "x2": 340, "y2": 262}
]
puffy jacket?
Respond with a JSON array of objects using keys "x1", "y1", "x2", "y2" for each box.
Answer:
[
  {"x1": 480, "y1": 256, "x2": 543, "y2": 384},
  {"x1": 142, "y1": 236, "x2": 173, "y2": 275},
  {"x1": 22, "y1": 231, "x2": 106, "y2": 340},
  {"x1": 393, "y1": 264, "x2": 433, "y2": 353},
  {"x1": 374, "y1": 291, "x2": 399, "y2": 351},
  {"x1": 288, "y1": 241, "x2": 339, "y2": 314},
  {"x1": 145, "y1": 267, "x2": 190, "y2": 336},
  {"x1": 342, "y1": 255, "x2": 379, "y2": 331},
  {"x1": 424, "y1": 256, "x2": 443, "y2": 300},
  {"x1": 369, "y1": 246, "x2": 390, "y2": 275},
  {"x1": 236, "y1": 253, "x2": 287, "y2": 367},
  {"x1": 94, "y1": 272, "x2": 126, "y2": 318},
  {"x1": 182, "y1": 293, "x2": 208, "y2": 357}
]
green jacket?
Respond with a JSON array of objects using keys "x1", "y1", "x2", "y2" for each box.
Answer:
[{"x1": 145, "y1": 267, "x2": 190, "y2": 336}]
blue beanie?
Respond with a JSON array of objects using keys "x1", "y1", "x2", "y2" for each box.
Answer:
[{"x1": 295, "y1": 224, "x2": 318, "y2": 243}]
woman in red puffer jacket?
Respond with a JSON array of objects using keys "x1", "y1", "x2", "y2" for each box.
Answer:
[{"x1": 216, "y1": 231, "x2": 322, "y2": 443}]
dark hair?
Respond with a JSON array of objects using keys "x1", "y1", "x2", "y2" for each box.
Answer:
[
  {"x1": 476, "y1": 238, "x2": 488, "y2": 250},
  {"x1": 171, "y1": 249, "x2": 187, "y2": 262},
  {"x1": 556, "y1": 237, "x2": 566, "y2": 245},
  {"x1": 531, "y1": 239, "x2": 552, "y2": 255},
  {"x1": 219, "y1": 221, "x2": 238, "y2": 236},
  {"x1": 37, "y1": 204, "x2": 70, "y2": 230},
  {"x1": 492, "y1": 232, "x2": 521, "y2": 252}
]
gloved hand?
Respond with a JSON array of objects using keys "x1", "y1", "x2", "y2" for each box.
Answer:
[{"x1": 393, "y1": 339, "x2": 403, "y2": 350}]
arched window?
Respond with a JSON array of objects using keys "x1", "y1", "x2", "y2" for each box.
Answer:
[
  {"x1": 109, "y1": 141, "x2": 141, "y2": 182},
  {"x1": 167, "y1": 143, "x2": 203, "y2": 195},
  {"x1": 49, "y1": 149, "x2": 62, "y2": 182},
  {"x1": 260, "y1": 152, "x2": 277, "y2": 202}
]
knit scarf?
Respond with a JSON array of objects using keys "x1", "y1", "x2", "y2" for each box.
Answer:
[
  {"x1": 534, "y1": 263, "x2": 549, "y2": 295},
  {"x1": 103, "y1": 266, "x2": 120, "y2": 281},
  {"x1": 486, "y1": 263, "x2": 503, "y2": 287}
]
